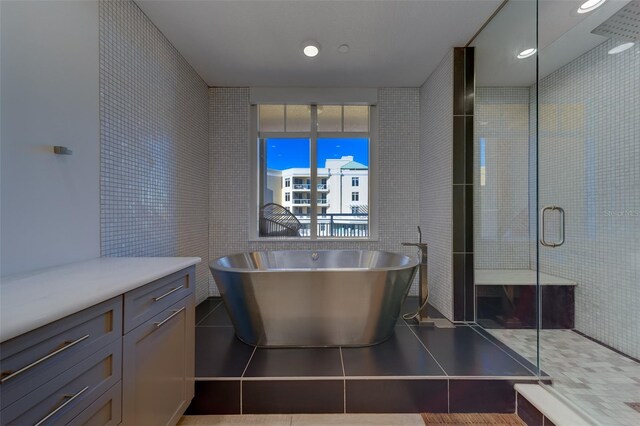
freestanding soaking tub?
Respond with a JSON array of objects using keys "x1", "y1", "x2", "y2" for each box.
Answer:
[{"x1": 209, "y1": 250, "x2": 418, "y2": 347}]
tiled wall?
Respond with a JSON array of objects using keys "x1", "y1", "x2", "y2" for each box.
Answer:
[
  {"x1": 419, "y1": 51, "x2": 454, "y2": 320},
  {"x1": 99, "y1": 0, "x2": 210, "y2": 302},
  {"x1": 209, "y1": 88, "x2": 421, "y2": 297},
  {"x1": 535, "y1": 39, "x2": 639, "y2": 359},
  {"x1": 474, "y1": 87, "x2": 531, "y2": 269}
]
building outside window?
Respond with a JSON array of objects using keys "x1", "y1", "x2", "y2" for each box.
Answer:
[{"x1": 251, "y1": 104, "x2": 377, "y2": 239}]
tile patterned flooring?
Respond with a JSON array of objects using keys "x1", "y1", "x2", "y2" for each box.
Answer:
[
  {"x1": 190, "y1": 298, "x2": 539, "y2": 415},
  {"x1": 488, "y1": 329, "x2": 640, "y2": 426}
]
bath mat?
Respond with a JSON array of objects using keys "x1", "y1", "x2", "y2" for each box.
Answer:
[{"x1": 421, "y1": 413, "x2": 525, "y2": 425}]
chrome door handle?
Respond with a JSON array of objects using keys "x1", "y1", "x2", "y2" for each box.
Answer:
[
  {"x1": 153, "y1": 285, "x2": 183, "y2": 302},
  {"x1": 0, "y1": 334, "x2": 90, "y2": 384},
  {"x1": 34, "y1": 385, "x2": 89, "y2": 426},
  {"x1": 154, "y1": 307, "x2": 185, "y2": 328},
  {"x1": 540, "y1": 205, "x2": 565, "y2": 247}
]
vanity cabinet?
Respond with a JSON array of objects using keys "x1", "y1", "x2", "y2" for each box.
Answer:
[
  {"x1": 0, "y1": 297, "x2": 122, "y2": 409},
  {"x1": 121, "y1": 268, "x2": 195, "y2": 425},
  {"x1": 0, "y1": 262, "x2": 196, "y2": 426}
]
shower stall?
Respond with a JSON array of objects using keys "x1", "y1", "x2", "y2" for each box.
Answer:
[{"x1": 471, "y1": 0, "x2": 639, "y2": 424}]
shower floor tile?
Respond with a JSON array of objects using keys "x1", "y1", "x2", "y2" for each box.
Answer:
[
  {"x1": 488, "y1": 329, "x2": 640, "y2": 426},
  {"x1": 191, "y1": 297, "x2": 538, "y2": 414}
]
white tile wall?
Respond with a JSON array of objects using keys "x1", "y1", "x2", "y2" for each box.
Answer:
[
  {"x1": 474, "y1": 87, "x2": 531, "y2": 269},
  {"x1": 208, "y1": 88, "x2": 422, "y2": 297},
  {"x1": 535, "y1": 39, "x2": 640, "y2": 359},
  {"x1": 419, "y1": 51, "x2": 454, "y2": 320},
  {"x1": 99, "y1": 0, "x2": 210, "y2": 302}
]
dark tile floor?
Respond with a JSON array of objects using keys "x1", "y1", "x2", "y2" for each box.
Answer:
[{"x1": 189, "y1": 296, "x2": 542, "y2": 415}]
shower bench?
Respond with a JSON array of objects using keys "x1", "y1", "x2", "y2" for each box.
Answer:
[{"x1": 475, "y1": 269, "x2": 576, "y2": 329}]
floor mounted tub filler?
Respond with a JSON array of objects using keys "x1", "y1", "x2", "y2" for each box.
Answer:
[{"x1": 209, "y1": 250, "x2": 418, "y2": 347}]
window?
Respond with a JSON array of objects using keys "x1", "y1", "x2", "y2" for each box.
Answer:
[{"x1": 251, "y1": 104, "x2": 377, "y2": 239}]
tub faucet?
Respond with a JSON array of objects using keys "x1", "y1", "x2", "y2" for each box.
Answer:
[{"x1": 402, "y1": 226, "x2": 434, "y2": 326}]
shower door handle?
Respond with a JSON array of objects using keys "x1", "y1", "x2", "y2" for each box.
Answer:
[{"x1": 540, "y1": 205, "x2": 565, "y2": 247}]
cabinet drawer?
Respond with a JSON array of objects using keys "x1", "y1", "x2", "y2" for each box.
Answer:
[
  {"x1": 122, "y1": 295, "x2": 195, "y2": 426},
  {"x1": 1, "y1": 339, "x2": 121, "y2": 426},
  {"x1": 124, "y1": 266, "x2": 194, "y2": 333},
  {"x1": 68, "y1": 381, "x2": 122, "y2": 426},
  {"x1": 0, "y1": 297, "x2": 122, "y2": 408}
]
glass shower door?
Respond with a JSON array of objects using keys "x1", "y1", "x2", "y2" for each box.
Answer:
[
  {"x1": 470, "y1": 0, "x2": 541, "y2": 374},
  {"x1": 536, "y1": 0, "x2": 640, "y2": 423}
]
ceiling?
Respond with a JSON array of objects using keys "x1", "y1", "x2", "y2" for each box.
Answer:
[
  {"x1": 473, "y1": 0, "x2": 630, "y2": 86},
  {"x1": 136, "y1": 0, "x2": 502, "y2": 88}
]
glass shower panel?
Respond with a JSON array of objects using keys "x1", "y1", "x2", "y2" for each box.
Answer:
[
  {"x1": 537, "y1": 0, "x2": 640, "y2": 423},
  {"x1": 470, "y1": 0, "x2": 540, "y2": 372}
]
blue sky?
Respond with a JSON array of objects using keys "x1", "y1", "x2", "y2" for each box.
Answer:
[{"x1": 266, "y1": 138, "x2": 369, "y2": 170}]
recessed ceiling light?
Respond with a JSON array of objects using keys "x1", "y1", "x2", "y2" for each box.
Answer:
[
  {"x1": 577, "y1": 0, "x2": 606, "y2": 14},
  {"x1": 302, "y1": 41, "x2": 320, "y2": 57},
  {"x1": 608, "y1": 42, "x2": 635, "y2": 54},
  {"x1": 338, "y1": 44, "x2": 350, "y2": 53},
  {"x1": 517, "y1": 48, "x2": 537, "y2": 59}
]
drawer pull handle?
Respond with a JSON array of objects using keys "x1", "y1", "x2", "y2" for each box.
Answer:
[
  {"x1": 153, "y1": 285, "x2": 183, "y2": 302},
  {"x1": 154, "y1": 307, "x2": 185, "y2": 328},
  {"x1": 34, "y1": 385, "x2": 89, "y2": 426},
  {"x1": 0, "y1": 334, "x2": 90, "y2": 384}
]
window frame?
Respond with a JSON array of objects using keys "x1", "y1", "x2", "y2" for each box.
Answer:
[{"x1": 248, "y1": 104, "x2": 378, "y2": 241}]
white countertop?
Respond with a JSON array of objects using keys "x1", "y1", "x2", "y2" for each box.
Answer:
[
  {"x1": 475, "y1": 269, "x2": 577, "y2": 286},
  {"x1": 0, "y1": 257, "x2": 201, "y2": 343}
]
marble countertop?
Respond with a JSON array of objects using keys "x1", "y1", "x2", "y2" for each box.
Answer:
[{"x1": 0, "y1": 257, "x2": 201, "y2": 342}]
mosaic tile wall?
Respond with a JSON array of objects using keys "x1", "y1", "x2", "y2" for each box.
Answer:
[
  {"x1": 535, "y1": 39, "x2": 639, "y2": 359},
  {"x1": 474, "y1": 87, "x2": 531, "y2": 269},
  {"x1": 209, "y1": 88, "x2": 421, "y2": 297},
  {"x1": 99, "y1": 0, "x2": 210, "y2": 302},
  {"x1": 419, "y1": 51, "x2": 454, "y2": 320}
]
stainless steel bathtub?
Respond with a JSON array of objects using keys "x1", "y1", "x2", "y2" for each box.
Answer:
[{"x1": 209, "y1": 250, "x2": 418, "y2": 347}]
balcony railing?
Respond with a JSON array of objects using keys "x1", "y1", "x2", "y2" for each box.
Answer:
[
  {"x1": 293, "y1": 199, "x2": 328, "y2": 206},
  {"x1": 292, "y1": 183, "x2": 329, "y2": 191},
  {"x1": 293, "y1": 214, "x2": 368, "y2": 238}
]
